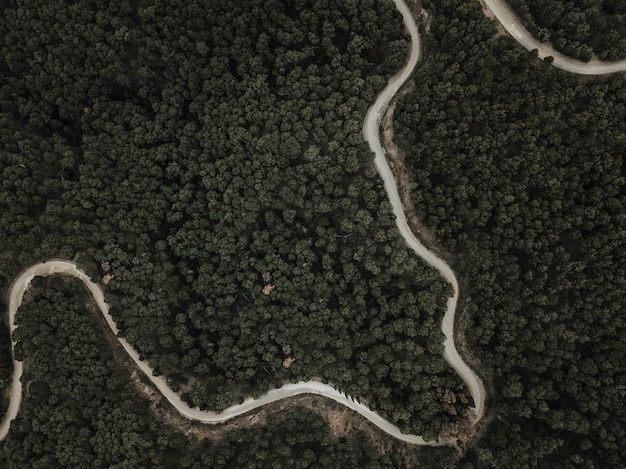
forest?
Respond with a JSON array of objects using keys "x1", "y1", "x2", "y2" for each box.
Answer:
[
  {"x1": 506, "y1": 0, "x2": 626, "y2": 60},
  {"x1": 4, "y1": 0, "x2": 625, "y2": 466},
  {"x1": 0, "y1": 0, "x2": 472, "y2": 461},
  {"x1": 395, "y1": 0, "x2": 626, "y2": 466}
]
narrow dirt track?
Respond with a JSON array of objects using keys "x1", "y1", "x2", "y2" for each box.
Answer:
[{"x1": 1, "y1": 262, "x2": 440, "y2": 445}]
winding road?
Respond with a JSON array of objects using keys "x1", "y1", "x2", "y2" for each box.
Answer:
[
  {"x1": 1, "y1": 0, "x2": 621, "y2": 447},
  {"x1": 483, "y1": 0, "x2": 626, "y2": 74},
  {"x1": 363, "y1": 0, "x2": 487, "y2": 427}
]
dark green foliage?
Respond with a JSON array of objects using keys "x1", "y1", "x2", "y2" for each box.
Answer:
[
  {"x1": 0, "y1": 326, "x2": 12, "y2": 421},
  {"x1": 6, "y1": 277, "x2": 186, "y2": 468},
  {"x1": 507, "y1": 0, "x2": 626, "y2": 60},
  {"x1": 397, "y1": 0, "x2": 626, "y2": 466},
  {"x1": 0, "y1": 0, "x2": 466, "y2": 450}
]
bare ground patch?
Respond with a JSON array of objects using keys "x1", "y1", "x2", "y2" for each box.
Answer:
[
  {"x1": 381, "y1": 82, "x2": 454, "y2": 264},
  {"x1": 478, "y1": 0, "x2": 508, "y2": 38}
]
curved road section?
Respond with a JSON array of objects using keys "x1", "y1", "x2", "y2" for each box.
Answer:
[
  {"x1": 484, "y1": 0, "x2": 626, "y2": 74},
  {"x1": 0, "y1": 1, "x2": 470, "y2": 445},
  {"x1": 363, "y1": 0, "x2": 486, "y2": 424},
  {"x1": 3, "y1": 264, "x2": 439, "y2": 445}
]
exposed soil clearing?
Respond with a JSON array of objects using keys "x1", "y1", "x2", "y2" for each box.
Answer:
[{"x1": 381, "y1": 84, "x2": 441, "y2": 254}]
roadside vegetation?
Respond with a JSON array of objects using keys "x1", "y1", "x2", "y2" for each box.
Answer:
[
  {"x1": 0, "y1": 328, "x2": 11, "y2": 421},
  {"x1": 396, "y1": 0, "x2": 626, "y2": 466},
  {"x1": 506, "y1": 0, "x2": 626, "y2": 60}
]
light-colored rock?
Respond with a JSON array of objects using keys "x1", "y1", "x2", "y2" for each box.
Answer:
[{"x1": 102, "y1": 274, "x2": 114, "y2": 285}]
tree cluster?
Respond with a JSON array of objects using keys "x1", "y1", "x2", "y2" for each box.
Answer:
[{"x1": 0, "y1": 327, "x2": 11, "y2": 421}]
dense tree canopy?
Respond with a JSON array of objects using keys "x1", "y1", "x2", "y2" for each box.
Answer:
[
  {"x1": 396, "y1": 0, "x2": 626, "y2": 466},
  {"x1": 10, "y1": 0, "x2": 625, "y2": 465},
  {"x1": 0, "y1": 0, "x2": 470, "y2": 455},
  {"x1": 0, "y1": 327, "x2": 11, "y2": 420}
]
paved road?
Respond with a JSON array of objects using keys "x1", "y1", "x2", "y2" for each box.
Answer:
[{"x1": 484, "y1": 0, "x2": 626, "y2": 74}]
